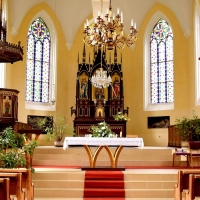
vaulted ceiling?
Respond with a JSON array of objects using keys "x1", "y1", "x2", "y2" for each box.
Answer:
[{"x1": 9, "y1": 0, "x2": 192, "y2": 49}]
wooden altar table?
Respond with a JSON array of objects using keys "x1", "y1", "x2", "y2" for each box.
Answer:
[{"x1": 63, "y1": 137, "x2": 144, "y2": 168}]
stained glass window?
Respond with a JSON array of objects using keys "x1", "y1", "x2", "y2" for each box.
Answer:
[
  {"x1": 150, "y1": 19, "x2": 174, "y2": 104},
  {"x1": 25, "y1": 17, "x2": 51, "y2": 103}
]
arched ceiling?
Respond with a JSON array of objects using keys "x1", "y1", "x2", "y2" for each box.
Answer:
[{"x1": 9, "y1": 0, "x2": 192, "y2": 50}]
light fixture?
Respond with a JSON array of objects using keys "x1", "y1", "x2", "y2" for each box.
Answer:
[
  {"x1": 91, "y1": 47, "x2": 112, "y2": 88},
  {"x1": 0, "y1": 0, "x2": 23, "y2": 63},
  {"x1": 83, "y1": 0, "x2": 138, "y2": 50}
]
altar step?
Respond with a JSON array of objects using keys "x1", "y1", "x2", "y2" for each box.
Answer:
[
  {"x1": 32, "y1": 146, "x2": 186, "y2": 199},
  {"x1": 32, "y1": 146, "x2": 188, "y2": 167},
  {"x1": 32, "y1": 169, "x2": 178, "y2": 199}
]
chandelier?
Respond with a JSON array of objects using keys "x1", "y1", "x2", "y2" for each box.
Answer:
[
  {"x1": 91, "y1": 68, "x2": 112, "y2": 89},
  {"x1": 91, "y1": 48, "x2": 112, "y2": 88},
  {"x1": 0, "y1": 0, "x2": 23, "y2": 63},
  {"x1": 83, "y1": 0, "x2": 138, "y2": 50}
]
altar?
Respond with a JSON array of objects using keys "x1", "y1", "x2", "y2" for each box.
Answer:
[
  {"x1": 70, "y1": 45, "x2": 129, "y2": 137},
  {"x1": 63, "y1": 137, "x2": 144, "y2": 168}
]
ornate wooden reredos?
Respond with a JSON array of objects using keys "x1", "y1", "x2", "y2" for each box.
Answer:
[{"x1": 71, "y1": 45, "x2": 129, "y2": 137}]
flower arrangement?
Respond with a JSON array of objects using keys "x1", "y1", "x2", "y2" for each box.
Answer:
[
  {"x1": 88, "y1": 121, "x2": 117, "y2": 138},
  {"x1": 113, "y1": 112, "x2": 130, "y2": 121}
]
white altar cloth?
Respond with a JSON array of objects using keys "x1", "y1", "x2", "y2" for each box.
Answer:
[{"x1": 63, "y1": 137, "x2": 144, "y2": 150}]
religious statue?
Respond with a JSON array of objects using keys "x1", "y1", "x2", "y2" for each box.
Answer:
[
  {"x1": 113, "y1": 77, "x2": 120, "y2": 99},
  {"x1": 95, "y1": 88, "x2": 105, "y2": 99},
  {"x1": 80, "y1": 78, "x2": 88, "y2": 98},
  {"x1": 3, "y1": 96, "x2": 11, "y2": 117}
]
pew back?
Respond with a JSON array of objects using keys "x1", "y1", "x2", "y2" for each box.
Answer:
[
  {"x1": 174, "y1": 170, "x2": 200, "y2": 200},
  {"x1": 0, "y1": 178, "x2": 10, "y2": 200},
  {"x1": 0, "y1": 173, "x2": 25, "y2": 200},
  {"x1": 0, "y1": 168, "x2": 33, "y2": 200},
  {"x1": 185, "y1": 174, "x2": 200, "y2": 200}
]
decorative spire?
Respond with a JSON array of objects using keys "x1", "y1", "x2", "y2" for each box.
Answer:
[
  {"x1": 82, "y1": 43, "x2": 86, "y2": 63},
  {"x1": 114, "y1": 46, "x2": 117, "y2": 63}
]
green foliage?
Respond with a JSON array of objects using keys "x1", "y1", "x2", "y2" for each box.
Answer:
[
  {"x1": 0, "y1": 127, "x2": 38, "y2": 169},
  {"x1": 113, "y1": 112, "x2": 130, "y2": 121},
  {"x1": 45, "y1": 114, "x2": 74, "y2": 142},
  {"x1": 175, "y1": 113, "x2": 200, "y2": 141},
  {"x1": 0, "y1": 149, "x2": 26, "y2": 168},
  {"x1": 88, "y1": 121, "x2": 117, "y2": 137},
  {"x1": 0, "y1": 126, "x2": 25, "y2": 149}
]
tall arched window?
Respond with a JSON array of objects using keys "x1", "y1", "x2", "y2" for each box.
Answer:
[
  {"x1": 25, "y1": 17, "x2": 51, "y2": 103},
  {"x1": 25, "y1": 11, "x2": 57, "y2": 111},
  {"x1": 144, "y1": 13, "x2": 174, "y2": 111},
  {"x1": 194, "y1": 0, "x2": 200, "y2": 106},
  {"x1": 150, "y1": 19, "x2": 174, "y2": 104}
]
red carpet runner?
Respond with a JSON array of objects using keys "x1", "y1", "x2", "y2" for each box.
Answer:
[{"x1": 84, "y1": 170, "x2": 125, "y2": 200}]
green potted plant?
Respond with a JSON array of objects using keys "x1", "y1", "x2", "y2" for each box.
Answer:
[
  {"x1": 175, "y1": 113, "x2": 200, "y2": 146},
  {"x1": 0, "y1": 126, "x2": 38, "y2": 170},
  {"x1": 45, "y1": 114, "x2": 74, "y2": 147}
]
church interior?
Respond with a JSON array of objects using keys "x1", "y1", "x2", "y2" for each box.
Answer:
[
  {"x1": 1, "y1": 0, "x2": 199, "y2": 146},
  {"x1": 0, "y1": 0, "x2": 200, "y2": 199}
]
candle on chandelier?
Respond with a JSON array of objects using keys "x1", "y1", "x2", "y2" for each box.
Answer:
[{"x1": 131, "y1": 19, "x2": 134, "y2": 27}]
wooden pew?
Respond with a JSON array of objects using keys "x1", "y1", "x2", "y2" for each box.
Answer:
[
  {"x1": 0, "y1": 168, "x2": 34, "y2": 200},
  {"x1": 185, "y1": 174, "x2": 200, "y2": 200},
  {"x1": 0, "y1": 178, "x2": 10, "y2": 200},
  {"x1": 0, "y1": 173, "x2": 25, "y2": 200},
  {"x1": 189, "y1": 141, "x2": 200, "y2": 167},
  {"x1": 174, "y1": 170, "x2": 200, "y2": 200}
]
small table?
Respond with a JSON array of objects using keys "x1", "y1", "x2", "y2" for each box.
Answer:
[
  {"x1": 173, "y1": 151, "x2": 190, "y2": 167},
  {"x1": 63, "y1": 137, "x2": 144, "y2": 168}
]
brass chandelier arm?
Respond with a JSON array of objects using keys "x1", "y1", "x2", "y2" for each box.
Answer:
[{"x1": 83, "y1": 0, "x2": 138, "y2": 50}]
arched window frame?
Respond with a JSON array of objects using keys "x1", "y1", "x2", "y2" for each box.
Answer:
[
  {"x1": 25, "y1": 11, "x2": 57, "y2": 111},
  {"x1": 143, "y1": 11, "x2": 174, "y2": 111},
  {"x1": 0, "y1": 0, "x2": 7, "y2": 88},
  {"x1": 194, "y1": 0, "x2": 200, "y2": 106}
]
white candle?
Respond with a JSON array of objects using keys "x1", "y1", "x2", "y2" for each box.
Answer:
[
  {"x1": 117, "y1": 8, "x2": 120, "y2": 14},
  {"x1": 121, "y1": 12, "x2": 123, "y2": 18},
  {"x1": 131, "y1": 19, "x2": 134, "y2": 26},
  {"x1": 120, "y1": 131, "x2": 122, "y2": 137},
  {"x1": 134, "y1": 22, "x2": 136, "y2": 29}
]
